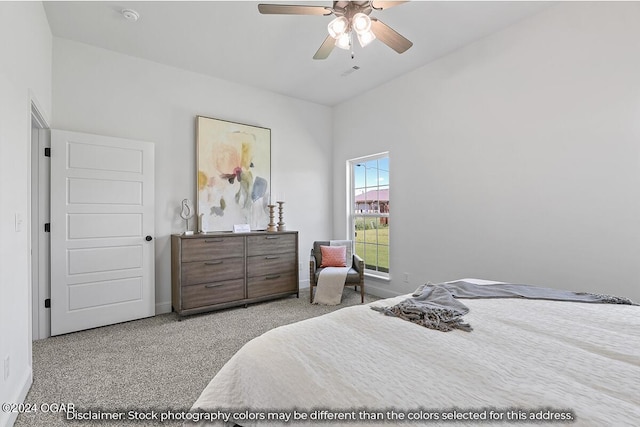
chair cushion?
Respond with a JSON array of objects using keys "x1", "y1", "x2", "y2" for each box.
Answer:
[
  {"x1": 320, "y1": 245, "x2": 346, "y2": 267},
  {"x1": 315, "y1": 267, "x2": 361, "y2": 284},
  {"x1": 313, "y1": 241, "x2": 331, "y2": 266},
  {"x1": 330, "y1": 240, "x2": 353, "y2": 269}
]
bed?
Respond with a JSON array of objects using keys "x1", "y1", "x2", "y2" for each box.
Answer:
[{"x1": 190, "y1": 279, "x2": 640, "y2": 426}]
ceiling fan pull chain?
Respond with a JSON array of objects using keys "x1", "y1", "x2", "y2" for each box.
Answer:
[{"x1": 350, "y1": 32, "x2": 355, "y2": 59}]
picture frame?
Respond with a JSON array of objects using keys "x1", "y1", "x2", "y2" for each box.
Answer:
[{"x1": 196, "y1": 116, "x2": 271, "y2": 232}]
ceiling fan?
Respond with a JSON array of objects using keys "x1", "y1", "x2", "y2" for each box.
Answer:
[{"x1": 258, "y1": 1, "x2": 413, "y2": 59}]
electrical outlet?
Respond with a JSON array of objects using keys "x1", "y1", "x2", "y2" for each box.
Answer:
[
  {"x1": 403, "y1": 272, "x2": 410, "y2": 283},
  {"x1": 4, "y1": 356, "x2": 9, "y2": 381}
]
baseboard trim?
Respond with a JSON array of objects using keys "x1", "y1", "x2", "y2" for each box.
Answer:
[
  {"x1": 155, "y1": 281, "x2": 311, "y2": 315},
  {"x1": 1, "y1": 367, "x2": 33, "y2": 427},
  {"x1": 155, "y1": 279, "x2": 396, "y2": 314},
  {"x1": 155, "y1": 301, "x2": 172, "y2": 315},
  {"x1": 364, "y1": 283, "x2": 402, "y2": 299}
]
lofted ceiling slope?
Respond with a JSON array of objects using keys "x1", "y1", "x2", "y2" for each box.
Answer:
[{"x1": 44, "y1": 1, "x2": 550, "y2": 106}]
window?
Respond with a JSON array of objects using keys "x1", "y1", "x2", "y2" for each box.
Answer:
[{"x1": 348, "y1": 153, "x2": 389, "y2": 277}]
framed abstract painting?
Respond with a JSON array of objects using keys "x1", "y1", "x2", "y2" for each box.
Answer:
[{"x1": 196, "y1": 116, "x2": 271, "y2": 231}]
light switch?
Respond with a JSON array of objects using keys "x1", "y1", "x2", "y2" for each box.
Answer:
[{"x1": 15, "y1": 212, "x2": 23, "y2": 232}]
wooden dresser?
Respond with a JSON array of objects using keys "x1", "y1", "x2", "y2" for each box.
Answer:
[{"x1": 171, "y1": 231, "x2": 299, "y2": 316}]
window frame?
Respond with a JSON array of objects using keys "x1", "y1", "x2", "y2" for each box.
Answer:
[{"x1": 347, "y1": 152, "x2": 390, "y2": 279}]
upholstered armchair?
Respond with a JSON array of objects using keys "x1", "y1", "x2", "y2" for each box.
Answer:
[{"x1": 309, "y1": 241, "x2": 365, "y2": 303}]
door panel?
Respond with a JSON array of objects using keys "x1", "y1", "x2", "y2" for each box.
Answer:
[
  {"x1": 68, "y1": 245, "x2": 142, "y2": 274},
  {"x1": 68, "y1": 213, "x2": 142, "y2": 238},
  {"x1": 68, "y1": 178, "x2": 142, "y2": 205},
  {"x1": 50, "y1": 130, "x2": 155, "y2": 336},
  {"x1": 69, "y1": 277, "x2": 142, "y2": 310},
  {"x1": 68, "y1": 141, "x2": 143, "y2": 172}
]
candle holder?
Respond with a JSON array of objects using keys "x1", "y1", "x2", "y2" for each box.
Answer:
[
  {"x1": 267, "y1": 204, "x2": 277, "y2": 232},
  {"x1": 276, "y1": 201, "x2": 286, "y2": 231}
]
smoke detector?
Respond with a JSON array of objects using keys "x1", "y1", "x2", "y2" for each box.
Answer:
[{"x1": 122, "y1": 9, "x2": 140, "y2": 22}]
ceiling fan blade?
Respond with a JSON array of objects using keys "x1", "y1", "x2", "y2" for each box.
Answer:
[
  {"x1": 313, "y1": 35, "x2": 335, "y2": 60},
  {"x1": 371, "y1": 1, "x2": 409, "y2": 11},
  {"x1": 258, "y1": 4, "x2": 333, "y2": 15},
  {"x1": 370, "y1": 18, "x2": 413, "y2": 54}
]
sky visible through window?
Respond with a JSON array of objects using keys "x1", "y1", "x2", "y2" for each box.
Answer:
[{"x1": 354, "y1": 157, "x2": 389, "y2": 196}]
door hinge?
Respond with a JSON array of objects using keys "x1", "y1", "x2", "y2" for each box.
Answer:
[
  {"x1": 44, "y1": 298, "x2": 51, "y2": 308},
  {"x1": 44, "y1": 223, "x2": 50, "y2": 232},
  {"x1": 44, "y1": 147, "x2": 51, "y2": 157}
]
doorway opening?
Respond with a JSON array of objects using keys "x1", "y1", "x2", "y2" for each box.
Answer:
[{"x1": 30, "y1": 101, "x2": 50, "y2": 340}]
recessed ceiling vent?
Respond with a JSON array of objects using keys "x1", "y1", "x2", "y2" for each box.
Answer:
[{"x1": 341, "y1": 65, "x2": 361, "y2": 77}]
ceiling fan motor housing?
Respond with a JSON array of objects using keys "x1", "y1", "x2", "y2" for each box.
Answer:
[{"x1": 333, "y1": 1, "x2": 374, "y2": 21}]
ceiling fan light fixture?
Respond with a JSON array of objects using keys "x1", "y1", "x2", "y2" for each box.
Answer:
[
  {"x1": 357, "y1": 30, "x2": 376, "y2": 48},
  {"x1": 352, "y1": 13, "x2": 371, "y2": 34},
  {"x1": 335, "y1": 33, "x2": 351, "y2": 50},
  {"x1": 256, "y1": 2, "x2": 412, "y2": 59},
  {"x1": 327, "y1": 16, "x2": 349, "y2": 38}
]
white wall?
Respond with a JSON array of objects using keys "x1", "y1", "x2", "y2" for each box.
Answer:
[
  {"x1": 334, "y1": 2, "x2": 640, "y2": 302},
  {"x1": 0, "y1": 2, "x2": 52, "y2": 426},
  {"x1": 51, "y1": 38, "x2": 333, "y2": 312}
]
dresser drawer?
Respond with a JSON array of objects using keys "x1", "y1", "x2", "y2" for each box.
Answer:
[
  {"x1": 181, "y1": 279, "x2": 245, "y2": 309},
  {"x1": 181, "y1": 257, "x2": 244, "y2": 286},
  {"x1": 247, "y1": 252, "x2": 296, "y2": 278},
  {"x1": 247, "y1": 271, "x2": 297, "y2": 298},
  {"x1": 181, "y1": 236, "x2": 244, "y2": 262},
  {"x1": 247, "y1": 233, "x2": 296, "y2": 256}
]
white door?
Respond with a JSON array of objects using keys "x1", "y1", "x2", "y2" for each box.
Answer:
[{"x1": 50, "y1": 130, "x2": 155, "y2": 336}]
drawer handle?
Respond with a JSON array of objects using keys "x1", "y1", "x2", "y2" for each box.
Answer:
[
  {"x1": 204, "y1": 283, "x2": 224, "y2": 288},
  {"x1": 265, "y1": 274, "x2": 281, "y2": 280},
  {"x1": 265, "y1": 236, "x2": 280, "y2": 240},
  {"x1": 204, "y1": 239, "x2": 224, "y2": 243},
  {"x1": 265, "y1": 256, "x2": 280, "y2": 260},
  {"x1": 204, "y1": 261, "x2": 223, "y2": 265}
]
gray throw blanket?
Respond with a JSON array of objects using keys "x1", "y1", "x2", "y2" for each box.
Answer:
[{"x1": 372, "y1": 281, "x2": 637, "y2": 332}]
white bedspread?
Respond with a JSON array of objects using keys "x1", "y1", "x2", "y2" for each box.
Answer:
[{"x1": 190, "y1": 280, "x2": 640, "y2": 426}]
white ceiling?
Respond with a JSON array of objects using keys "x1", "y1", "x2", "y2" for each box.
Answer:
[{"x1": 43, "y1": 1, "x2": 550, "y2": 106}]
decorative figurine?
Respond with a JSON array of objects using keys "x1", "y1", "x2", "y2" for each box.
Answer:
[{"x1": 179, "y1": 198, "x2": 194, "y2": 235}]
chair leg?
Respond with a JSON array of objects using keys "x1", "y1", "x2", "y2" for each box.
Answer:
[
  {"x1": 360, "y1": 283, "x2": 365, "y2": 303},
  {"x1": 310, "y1": 284, "x2": 314, "y2": 303}
]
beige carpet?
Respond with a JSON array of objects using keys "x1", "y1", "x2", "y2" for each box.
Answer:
[{"x1": 16, "y1": 288, "x2": 378, "y2": 427}]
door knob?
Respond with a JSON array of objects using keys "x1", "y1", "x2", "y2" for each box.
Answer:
[{"x1": 145, "y1": 235, "x2": 153, "y2": 241}]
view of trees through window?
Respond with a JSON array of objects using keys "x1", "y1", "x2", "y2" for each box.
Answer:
[{"x1": 351, "y1": 154, "x2": 389, "y2": 275}]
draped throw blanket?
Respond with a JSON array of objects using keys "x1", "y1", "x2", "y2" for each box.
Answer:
[
  {"x1": 312, "y1": 267, "x2": 349, "y2": 305},
  {"x1": 372, "y1": 284, "x2": 473, "y2": 332},
  {"x1": 372, "y1": 280, "x2": 637, "y2": 332},
  {"x1": 312, "y1": 240, "x2": 353, "y2": 305}
]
